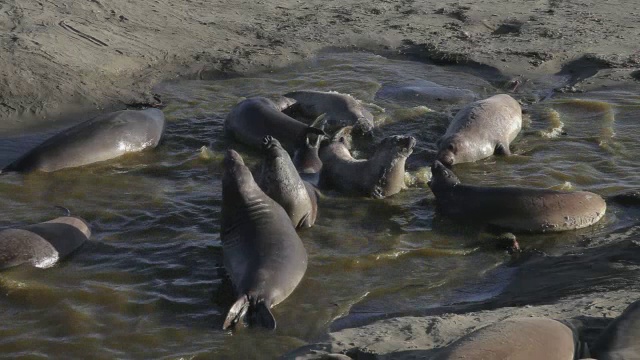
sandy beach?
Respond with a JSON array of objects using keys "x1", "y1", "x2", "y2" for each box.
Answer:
[{"x1": 2, "y1": 0, "x2": 640, "y2": 358}]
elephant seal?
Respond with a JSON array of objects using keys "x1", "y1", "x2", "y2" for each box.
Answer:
[
  {"x1": 319, "y1": 134, "x2": 416, "y2": 198},
  {"x1": 428, "y1": 160, "x2": 607, "y2": 232},
  {"x1": 283, "y1": 90, "x2": 374, "y2": 134},
  {"x1": 436, "y1": 94, "x2": 522, "y2": 167},
  {"x1": 375, "y1": 81, "x2": 477, "y2": 106},
  {"x1": 591, "y1": 299, "x2": 640, "y2": 359},
  {"x1": 221, "y1": 149, "x2": 308, "y2": 330},
  {"x1": 293, "y1": 131, "x2": 324, "y2": 184},
  {"x1": 259, "y1": 135, "x2": 318, "y2": 229},
  {"x1": 224, "y1": 97, "x2": 324, "y2": 153},
  {"x1": 0, "y1": 215, "x2": 91, "y2": 270},
  {"x1": 3, "y1": 108, "x2": 165, "y2": 173},
  {"x1": 434, "y1": 317, "x2": 576, "y2": 360}
]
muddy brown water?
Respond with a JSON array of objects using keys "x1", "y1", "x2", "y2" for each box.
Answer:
[{"x1": 0, "y1": 52, "x2": 639, "y2": 359}]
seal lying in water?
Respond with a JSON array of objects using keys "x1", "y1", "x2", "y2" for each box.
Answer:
[
  {"x1": 221, "y1": 149, "x2": 308, "y2": 330},
  {"x1": 591, "y1": 299, "x2": 640, "y2": 359},
  {"x1": 436, "y1": 94, "x2": 522, "y2": 167},
  {"x1": 0, "y1": 215, "x2": 91, "y2": 270},
  {"x1": 375, "y1": 81, "x2": 477, "y2": 106},
  {"x1": 259, "y1": 136, "x2": 318, "y2": 229},
  {"x1": 3, "y1": 108, "x2": 166, "y2": 173},
  {"x1": 319, "y1": 134, "x2": 416, "y2": 198},
  {"x1": 283, "y1": 90, "x2": 375, "y2": 134},
  {"x1": 434, "y1": 317, "x2": 577, "y2": 360},
  {"x1": 224, "y1": 97, "x2": 324, "y2": 153},
  {"x1": 293, "y1": 132, "x2": 324, "y2": 185},
  {"x1": 428, "y1": 160, "x2": 607, "y2": 232}
]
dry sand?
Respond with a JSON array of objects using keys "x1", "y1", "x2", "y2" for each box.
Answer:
[{"x1": 2, "y1": 0, "x2": 640, "y2": 358}]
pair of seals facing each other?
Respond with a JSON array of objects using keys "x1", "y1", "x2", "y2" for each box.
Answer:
[
  {"x1": 590, "y1": 299, "x2": 640, "y2": 360},
  {"x1": 319, "y1": 128, "x2": 416, "y2": 198},
  {"x1": 3, "y1": 108, "x2": 166, "y2": 173},
  {"x1": 436, "y1": 94, "x2": 522, "y2": 167},
  {"x1": 429, "y1": 160, "x2": 606, "y2": 232},
  {"x1": 0, "y1": 212, "x2": 91, "y2": 270},
  {"x1": 434, "y1": 317, "x2": 577, "y2": 360},
  {"x1": 221, "y1": 149, "x2": 307, "y2": 330}
]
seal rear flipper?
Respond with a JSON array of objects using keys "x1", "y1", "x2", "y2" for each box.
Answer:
[
  {"x1": 222, "y1": 295, "x2": 250, "y2": 330},
  {"x1": 248, "y1": 300, "x2": 276, "y2": 330}
]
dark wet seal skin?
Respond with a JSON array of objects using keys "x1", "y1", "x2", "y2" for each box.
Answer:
[
  {"x1": 591, "y1": 299, "x2": 640, "y2": 359},
  {"x1": 221, "y1": 149, "x2": 308, "y2": 330},
  {"x1": 224, "y1": 97, "x2": 325, "y2": 154},
  {"x1": 0, "y1": 216, "x2": 91, "y2": 270},
  {"x1": 428, "y1": 160, "x2": 607, "y2": 233},
  {"x1": 2, "y1": 108, "x2": 166, "y2": 173},
  {"x1": 319, "y1": 134, "x2": 416, "y2": 198},
  {"x1": 259, "y1": 135, "x2": 318, "y2": 229},
  {"x1": 436, "y1": 94, "x2": 522, "y2": 167},
  {"x1": 433, "y1": 317, "x2": 577, "y2": 360},
  {"x1": 283, "y1": 90, "x2": 375, "y2": 135}
]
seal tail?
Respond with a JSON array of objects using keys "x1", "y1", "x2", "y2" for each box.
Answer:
[
  {"x1": 248, "y1": 300, "x2": 276, "y2": 330},
  {"x1": 223, "y1": 295, "x2": 250, "y2": 330}
]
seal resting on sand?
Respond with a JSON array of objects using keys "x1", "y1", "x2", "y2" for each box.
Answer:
[
  {"x1": 436, "y1": 94, "x2": 522, "y2": 167},
  {"x1": 319, "y1": 133, "x2": 416, "y2": 198},
  {"x1": 434, "y1": 317, "x2": 577, "y2": 360},
  {"x1": 3, "y1": 108, "x2": 166, "y2": 173},
  {"x1": 259, "y1": 135, "x2": 318, "y2": 229},
  {"x1": 428, "y1": 160, "x2": 606, "y2": 232},
  {"x1": 0, "y1": 214, "x2": 91, "y2": 270},
  {"x1": 283, "y1": 90, "x2": 375, "y2": 134},
  {"x1": 221, "y1": 149, "x2": 308, "y2": 330},
  {"x1": 591, "y1": 299, "x2": 640, "y2": 359},
  {"x1": 224, "y1": 97, "x2": 324, "y2": 153}
]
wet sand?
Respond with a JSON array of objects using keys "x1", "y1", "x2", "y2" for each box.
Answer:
[
  {"x1": 2, "y1": 0, "x2": 640, "y2": 358},
  {"x1": 1, "y1": 0, "x2": 639, "y2": 126}
]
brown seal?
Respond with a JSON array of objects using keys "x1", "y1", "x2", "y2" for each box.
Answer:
[
  {"x1": 259, "y1": 135, "x2": 318, "y2": 229},
  {"x1": 436, "y1": 94, "x2": 522, "y2": 167},
  {"x1": 591, "y1": 299, "x2": 640, "y2": 359},
  {"x1": 319, "y1": 134, "x2": 416, "y2": 198},
  {"x1": 428, "y1": 160, "x2": 607, "y2": 232}
]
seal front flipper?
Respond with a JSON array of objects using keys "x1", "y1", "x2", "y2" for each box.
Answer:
[
  {"x1": 223, "y1": 295, "x2": 250, "y2": 330},
  {"x1": 494, "y1": 142, "x2": 511, "y2": 155},
  {"x1": 248, "y1": 299, "x2": 276, "y2": 330}
]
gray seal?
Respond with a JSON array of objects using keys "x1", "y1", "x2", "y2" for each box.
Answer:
[
  {"x1": 0, "y1": 216, "x2": 91, "y2": 270},
  {"x1": 283, "y1": 90, "x2": 374, "y2": 134},
  {"x1": 293, "y1": 132, "x2": 324, "y2": 185},
  {"x1": 434, "y1": 317, "x2": 577, "y2": 360},
  {"x1": 436, "y1": 94, "x2": 522, "y2": 166},
  {"x1": 224, "y1": 97, "x2": 324, "y2": 153},
  {"x1": 319, "y1": 134, "x2": 416, "y2": 198},
  {"x1": 428, "y1": 160, "x2": 607, "y2": 232},
  {"x1": 3, "y1": 108, "x2": 166, "y2": 173},
  {"x1": 221, "y1": 149, "x2": 308, "y2": 330},
  {"x1": 591, "y1": 299, "x2": 640, "y2": 359},
  {"x1": 259, "y1": 135, "x2": 318, "y2": 229}
]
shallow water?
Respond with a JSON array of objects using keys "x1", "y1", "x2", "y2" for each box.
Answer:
[{"x1": 0, "y1": 52, "x2": 639, "y2": 359}]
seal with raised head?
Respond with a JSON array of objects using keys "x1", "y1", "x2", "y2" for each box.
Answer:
[
  {"x1": 591, "y1": 299, "x2": 640, "y2": 359},
  {"x1": 3, "y1": 108, "x2": 166, "y2": 173},
  {"x1": 283, "y1": 90, "x2": 375, "y2": 134},
  {"x1": 428, "y1": 160, "x2": 607, "y2": 232},
  {"x1": 259, "y1": 135, "x2": 318, "y2": 229},
  {"x1": 436, "y1": 94, "x2": 522, "y2": 167},
  {"x1": 319, "y1": 134, "x2": 416, "y2": 198},
  {"x1": 224, "y1": 97, "x2": 324, "y2": 153},
  {"x1": 0, "y1": 214, "x2": 91, "y2": 270},
  {"x1": 434, "y1": 317, "x2": 577, "y2": 360},
  {"x1": 221, "y1": 149, "x2": 308, "y2": 330}
]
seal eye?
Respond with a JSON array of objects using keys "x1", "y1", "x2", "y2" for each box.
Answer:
[{"x1": 448, "y1": 144, "x2": 455, "y2": 151}]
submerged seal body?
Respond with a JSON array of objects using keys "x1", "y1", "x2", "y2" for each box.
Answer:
[
  {"x1": 435, "y1": 317, "x2": 576, "y2": 360},
  {"x1": 259, "y1": 136, "x2": 318, "y2": 229},
  {"x1": 375, "y1": 81, "x2": 477, "y2": 106},
  {"x1": 319, "y1": 134, "x2": 416, "y2": 198},
  {"x1": 3, "y1": 108, "x2": 166, "y2": 173},
  {"x1": 0, "y1": 216, "x2": 91, "y2": 270},
  {"x1": 224, "y1": 97, "x2": 324, "y2": 153},
  {"x1": 436, "y1": 94, "x2": 522, "y2": 166},
  {"x1": 591, "y1": 299, "x2": 640, "y2": 359},
  {"x1": 283, "y1": 90, "x2": 374, "y2": 134},
  {"x1": 428, "y1": 160, "x2": 606, "y2": 232},
  {"x1": 221, "y1": 149, "x2": 308, "y2": 330}
]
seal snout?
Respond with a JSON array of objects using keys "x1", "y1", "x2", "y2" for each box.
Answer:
[
  {"x1": 436, "y1": 150, "x2": 455, "y2": 168},
  {"x1": 224, "y1": 149, "x2": 245, "y2": 168}
]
